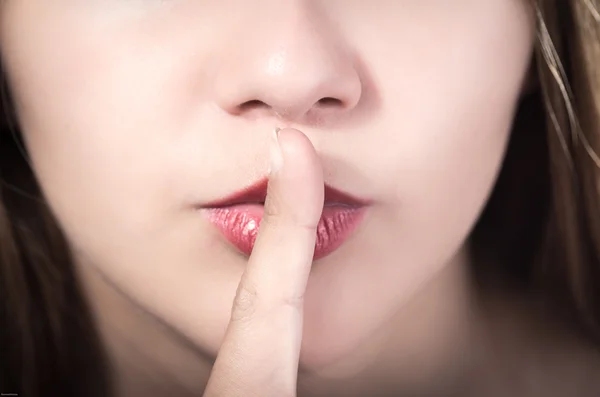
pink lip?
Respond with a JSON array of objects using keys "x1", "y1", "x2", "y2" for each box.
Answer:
[{"x1": 202, "y1": 178, "x2": 370, "y2": 260}]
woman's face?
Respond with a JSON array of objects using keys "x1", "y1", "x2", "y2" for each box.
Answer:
[{"x1": 1, "y1": 0, "x2": 534, "y2": 379}]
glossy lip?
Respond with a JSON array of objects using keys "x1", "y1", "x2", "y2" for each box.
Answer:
[
  {"x1": 201, "y1": 177, "x2": 371, "y2": 260},
  {"x1": 203, "y1": 177, "x2": 371, "y2": 208}
]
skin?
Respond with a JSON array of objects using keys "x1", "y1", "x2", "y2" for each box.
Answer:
[{"x1": 8, "y1": 1, "x2": 596, "y2": 396}]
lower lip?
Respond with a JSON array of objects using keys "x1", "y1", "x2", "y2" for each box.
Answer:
[{"x1": 204, "y1": 205, "x2": 366, "y2": 260}]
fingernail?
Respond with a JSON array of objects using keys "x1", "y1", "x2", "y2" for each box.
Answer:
[{"x1": 269, "y1": 127, "x2": 283, "y2": 175}]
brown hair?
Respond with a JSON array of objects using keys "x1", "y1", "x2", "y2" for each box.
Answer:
[{"x1": 1, "y1": 1, "x2": 599, "y2": 395}]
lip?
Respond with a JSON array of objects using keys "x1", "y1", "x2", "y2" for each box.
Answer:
[{"x1": 201, "y1": 177, "x2": 370, "y2": 260}]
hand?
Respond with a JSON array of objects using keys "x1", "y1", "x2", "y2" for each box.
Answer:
[{"x1": 203, "y1": 128, "x2": 324, "y2": 397}]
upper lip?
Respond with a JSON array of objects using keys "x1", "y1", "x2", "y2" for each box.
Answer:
[{"x1": 204, "y1": 177, "x2": 371, "y2": 208}]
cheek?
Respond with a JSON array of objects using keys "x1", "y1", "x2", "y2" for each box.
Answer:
[
  {"x1": 1, "y1": 7, "x2": 210, "y2": 252},
  {"x1": 365, "y1": 4, "x2": 533, "y2": 254},
  {"x1": 374, "y1": 66, "x2": 523, "y2": 271}
]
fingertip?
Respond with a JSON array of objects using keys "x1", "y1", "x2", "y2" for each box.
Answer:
[
  {"x1": 276, "y1": 128, "x2": 320, "y2": 166},
  {"x1": 269, "y1": 128, "x2": 324, "y2": 225}
]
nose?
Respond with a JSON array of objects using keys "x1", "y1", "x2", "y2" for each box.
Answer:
[{"x1": 213, "y1": 7, "x2": 362, "y2": 122}]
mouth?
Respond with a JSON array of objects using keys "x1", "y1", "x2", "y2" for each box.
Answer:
[{"x1": 201, "y1": 177, "x2": 370, "y2": 260}]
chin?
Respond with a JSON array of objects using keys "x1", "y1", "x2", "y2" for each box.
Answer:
[{"x1": 297, "y1": 314, "x2": 379, "y2": 378}]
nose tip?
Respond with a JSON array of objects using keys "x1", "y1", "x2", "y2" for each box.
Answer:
[{"x1": 213, "y1": 26, "x2": 362, "y2": 122}]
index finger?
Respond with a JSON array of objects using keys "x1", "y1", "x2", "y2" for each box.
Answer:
[{"x1": 203, "y1": 128, "x2": 324, "y2": 397}]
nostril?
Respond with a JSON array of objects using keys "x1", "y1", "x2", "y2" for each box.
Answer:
[
  {"x1": 235, "y1": 97, "x2": 345, "y2": 118},
  {"x1": 317, "y1": 97, "x2": 344, "y2": 108},
  {"x1": 239, "y1": 99, "x2": 268, "y2": 111}
]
